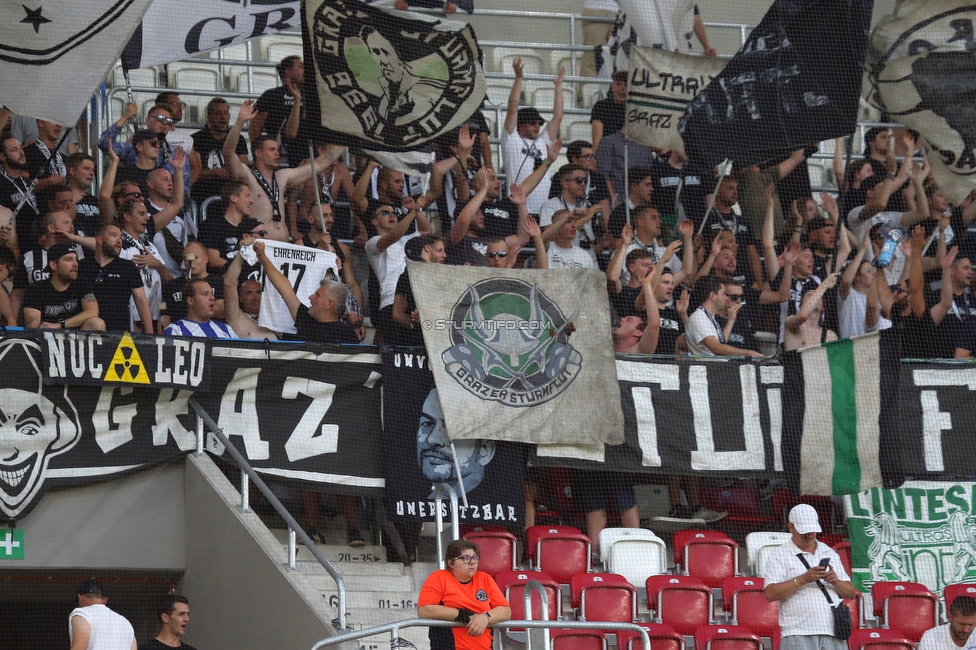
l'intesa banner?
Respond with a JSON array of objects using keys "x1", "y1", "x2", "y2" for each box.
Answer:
[{"x1": 5, "y1": 331, "x2": 976, "y2": 522}]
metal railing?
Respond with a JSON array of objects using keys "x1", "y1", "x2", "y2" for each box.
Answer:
[
  {"x1": 188, "y1": 398, "x2": 349, "y2": 631},
  {"x1": 433, "y1": 483, "x2": 460, "y2": 570},
  {"x1": 311, "y1": 619, "x2": 653, "y2": 650}
]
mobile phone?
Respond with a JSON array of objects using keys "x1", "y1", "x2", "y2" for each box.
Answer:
[{"x1": 818, "y1": 558, "x2": 831, "y2": 569}]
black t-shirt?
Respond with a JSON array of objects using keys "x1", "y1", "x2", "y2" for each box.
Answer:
[
  {"x1": 606, "y1": 204, "x2": 631, "y2": 239},
  {"x1": 0, "y1": 170, "x2": 41, "y2": 246},
  {"x1": 24, "y1": 141, "x2": 64, "y2": 180},
  {"x1": 611, "y1": 285, "x2": 641, "y2": 319},
  {"x1": 75, "y1": 193, "x2": 100, "y2": 238},
  {"x1": 78, "y1": 256, "x2": 143, "y2": 331},
  {"x1": 115, "y1": 164, "x2": 153, "y2": 197},
  {"x1": 294, "y1": 304, "x2": 359, "y2": 344},
  {"x1": 198, "y1": 215, "x2": 260, "y2": 274},
  {"x1": 657, "y1": 305, "x2": 684, "y2": 356},
  {"x1": 391, "y1": 270, "x2": 426, "y2": 346},
  {"x1": 139, "y1": 639, "x2": 198, "y2": 650},
  {"x1": 591, "y1": 98, "x2": 625, "y2": 136},
  {"x1": 23, "y1": 278, "x2": 93, "y2": 324},
  {"x1": 14, "y1": 245, "x2": 52, "y2": 290},
  {"x1": 479, "y1": 197, "x2": 519, "y2": 239},
  {"x1": 254, "y1": 85, "x2": 302, "y2": 167},
  {"x1": 160, "y1": 274, "x2": 224, "y2": 322},
  {"x1": 719, "y1": 286, "x2": 761, "y2": 353},
  {"x1": 446, "y1": 236, "x2": 489, "y2": 267},
  {"x1": 650, "y1": 159, "x2": 707, "y2": 223},
  {"x1": 190, "y1": 126, "x2": 250, "y2": 203},
  {"x1": 701, "y1": 207, "x2": 757, "y2": 285},
  {"x1": 926, "y1": 288, "x2": 976, "y2": 358}
]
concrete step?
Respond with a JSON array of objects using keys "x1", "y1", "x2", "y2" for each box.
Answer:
[
  {"x1": 321, "y1": 589, "x2": 421, "y2": 610},
  {"x1": 268, "y1": 529, "x2": 390, "y2": 564},
  {"x1": 324, "y1": 561, "x2": 406, "y2": 577},
  {"x1": 308, "y1": 572, "x2": 415, "y2": 593}
]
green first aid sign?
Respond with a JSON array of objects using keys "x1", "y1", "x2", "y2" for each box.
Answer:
[
  {"x1": 0, "y1": 529, "x2": 24, "y2": 560},
  {"x1": 845, "y1": 481, "x2": 976, "y2": 596}
]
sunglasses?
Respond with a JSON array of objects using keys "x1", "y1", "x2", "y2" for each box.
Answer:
[
  {"x1": 576, "y1": 153, "x2": 596, "y2": 160},
  {"x1": 727, "y1": 294, "x2": 743, "y2": 301},
  {"x1": 123, "y1": 191, "x2": 143, "y2": 199},
  {"x1": 454, "y1": 555, "x2": 480, "y2": 564},
  {"x1": 486, "y1": 251, "x2": 508, "y2": 259},
  {"x1": 146, "y1": 138, "x2": 163, "y2": 147},
  {"x1": 148, "y1": 114, "x2": 175, "y2": 125},
  {"x1": 568, "y1": 176, "x2": 587, "y2": 184}
]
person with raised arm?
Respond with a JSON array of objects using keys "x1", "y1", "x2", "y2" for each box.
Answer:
[{"x1": 784, "y1": 273, "x2": 839, "y2": 351}]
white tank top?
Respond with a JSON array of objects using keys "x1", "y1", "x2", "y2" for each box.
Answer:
[{"x1": 69, "y1": 604, "x2": 135, "y2": 650}]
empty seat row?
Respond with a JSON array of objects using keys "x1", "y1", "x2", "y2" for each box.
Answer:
[{"x1": 549, "y1": 624, "x2": 763, "y2": 650}]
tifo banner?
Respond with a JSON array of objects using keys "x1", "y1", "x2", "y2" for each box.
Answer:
[
  {"x1": 382, "y1": 352, "x2": 525, "y2": 524},
  {"x1": 845, "y1": 482, "x2": 976, "y2": 596},
  {"x1": 301, "y1": 0, "x2": 486, "y2": 150},
  {"x1": 409, "y1": 264, "x2": 624, "y2": 445},
  {"x1": 864, "y1": 0, "x2": 976, "y2": 205},
  {"x1": 39, "y1": 330, "x2": 212, "y2": 391},
  {"x1": 679, "y1": 0, "x2": 874, "y2": 169},
  {"x1": 0, "y1": 0, "x2": 154, "y2": 125},
  {"x1": 121, "y1": 0, "x2": 300, "y2": 69},
  {"x1": 626, "y1": 47, "x2": 727, "y2": 152}
]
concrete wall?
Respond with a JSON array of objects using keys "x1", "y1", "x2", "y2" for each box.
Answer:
[
  {"x1": 180, "y1": 454, "x2": 335, "y2": 650},
  {"x1": 0, "y1": 462, "x2": 186, "y2": 570}
]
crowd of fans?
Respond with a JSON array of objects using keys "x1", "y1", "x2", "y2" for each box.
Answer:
[{"x1": 0, "y1": 44, "x2": 971, "y2": 362}]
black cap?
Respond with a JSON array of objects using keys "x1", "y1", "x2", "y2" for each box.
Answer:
[
  {"x1": 77, "y1": 579, "x2": 105, "y2": 596},
  {"x1": 807, "y1": 216, "x2": 829, "y2": 231},
  {"x1": 404, "y1": 237, "x2": 427, "y2": 262},
  {"x1": 517, "y1": 107, "x2": 545, "y2": 126},
  {"x1": 47, "y1": 243, "x2": 76, "y2": 263}
]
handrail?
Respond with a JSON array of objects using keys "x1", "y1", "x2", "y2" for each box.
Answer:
[
  {"x1": 432, "y1": 483, "x2": 460, "y2": 570},
  {"x1": 188, "y1": 398, "x2": 348, "y2": 631},
  {"x1": 311, "y1": 618, "x2": 651, "y2": 650},
  {"x1": 523, "y1": 579, "x2": 551, "y2": 650}
]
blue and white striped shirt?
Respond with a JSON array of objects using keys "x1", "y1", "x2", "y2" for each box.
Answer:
[{"x1": 164, "y1": 319, "x2": 238, "y2": 339}]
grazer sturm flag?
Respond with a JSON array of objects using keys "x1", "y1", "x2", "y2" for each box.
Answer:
[
  {"x1": 0, "y1": 0, "x2": 154, "y2": 125},
  {"x1": 864, "y1": 0, "x2": 976, "y2": 206},
  {"x1": 782, "y1": 330, "x2": 903, "y2": 496},
  {"x1": 301, "y1": 0, "x2": 486, "y2": 152},
  {"x1": 408, "y1": 263, "x2": 624, "y2": 446},
  {"x1": 626, "y1": 47, "x2": 727, "y2": 152},
  {"x1": 678, "y1": 0, "x2": 874, "y2": 169},
  {"x1": 121, "y1": 0, "x2": 300, "y2": 69}
]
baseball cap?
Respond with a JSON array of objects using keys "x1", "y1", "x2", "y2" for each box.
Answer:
[
  {"x1": 517, "y1": 107, "x2": 545, "y2": 126},
  {"x1": 77, "y1": 579, "x2": 106, "y2": 596},
  {"x1": 47, "y1": 243, "x2": 76, "y2": 263},
  {"x1": 807, "y1": 216, "x2": 829, "y2": 232},
  {"x1": 789, "y1": 503, "x2": 822, "y2": 534},
  {"x1": 404, "y1": 236, "x2": 427, "y2": 262}
]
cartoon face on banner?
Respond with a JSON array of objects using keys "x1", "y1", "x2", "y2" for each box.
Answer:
[
  {"x1": 0, "y1": 339, "x2": 81, "y2": 520},
  {"x1": 416, "y1": 388, "x2": 495, "y2": 497}
]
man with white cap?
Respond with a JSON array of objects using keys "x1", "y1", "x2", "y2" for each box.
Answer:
[{"x1": 764, "y1": 504, "x2": 859, "y2": 650}]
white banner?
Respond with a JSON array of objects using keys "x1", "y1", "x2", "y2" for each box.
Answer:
[
  {"x1": 0, "y1": 0, "x2": 153, "y2": 125},
  {"x1": 626, "y1": 47, "x2": 727, "y2": 152},
  {"x1": 409, "y1": 263, "x2": 624, "y2": 445}
]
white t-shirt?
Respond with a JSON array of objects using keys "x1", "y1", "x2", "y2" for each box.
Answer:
[
  {"x1": 539, "y1": 195, "x2": 596, "y2": 247},
  {"x1": 919, "y1": 622, "x2": 976, "y2": 650},
  {"x1": 837, "y1": 287, "x2": 868, "y2": 339},
  {"x1": 365, "y1": 232, "x2": 420, "y2": 309},
  {"x1": 240, "y1": 241, "x2": 339, "y2": 334},
  {"x1": 547, "y1": 242, "x2": 598, "y2": 269},
  {"x1": 69, "y1": 604, "x2": 135, "y2": 650},
  {"x1": 502, "y1": 128, "x2": 553, "y2": 214},
  {"x1": 763, "y1": 540, "x2": 851, "y2": 638},
  {"x1": 685, "y1": 306, "x2": 723, "y2": 356},
  {"x1": 150, "y1": 204, "x2": 194, "y2": 278},
  {"x1": 120, "y1": 236, "x2": 164, "y2": 322}
]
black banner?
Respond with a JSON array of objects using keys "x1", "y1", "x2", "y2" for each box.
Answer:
[
  {"x1": 382, "y1": 351, "x2": 525, "y2": 525},
  {"x1": 679, "y1": 0, "x2": 873, "y2": 168},
  {"x1": 40, "y1": 331, "x2": 212, "y2": 391}
]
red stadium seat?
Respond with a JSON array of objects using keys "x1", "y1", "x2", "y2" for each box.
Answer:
[
  {"x1": 495, "y1": 570, "x2": 562, "y2": 630},
  {"x1": 722, "y1": 577, "x2": 780, "y2": 638},
  {"x1": 871, "y1": 582, "x2": 939, "y2": 642},
  {"x1": 550, "y1": 628, "x2": 608, "y2": 650},
  {"x1": 527, "y1": 525, "x2": 583, "y2": 561},
  {"x1": 645, "y1": 575, "x2": 713, "y2": 635},
  {"x1": 527, "y1": 526, "x2": 592, "y2": 584},
  {"x1": 847, "y1": 629, "x2": 915, "y2": 650},
  {"x1": 843, "y1": 594, "x2": 864, "y2": 631},
  {"x1": 464, "y1": 530, "x2": 517, "y2": 578},
  {"x1": 616, "y1": 623, "x2": 684, "y2": 650},
  {"x1": 459, "y1": 524, "x2": 509, "y2": 535},
  {"x1": 833, "y1": 542, "x2": 852, "y2": 577},
  {"x1": 694, "y1": 625, "x2": 763, "y2": 650},
  {"x1": 673, "y1": 530, "x2": 739, "y2": 588},
  {"x1": 570, "y1": 573, "x2": 638, "y2": 623},
  {"x1": 944, "y1": 583, "x2": 976, "y2": 613}
]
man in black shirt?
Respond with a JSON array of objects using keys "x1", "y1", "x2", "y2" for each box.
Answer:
[
  {"x1": 253, "y1": 240, "x2": 358, "y2": 344},
  {"x1": 554, "y1": 140, "x2": 612, "y2": 206},
  {"x1": 651, "y1": 151, "x2": 707, "y2": 232},
  {"x1": 23, "y1": 119, "x2": 67, "y2": 194},
  {"x1": 717, "y1": 279, "x2": 761, "y2": 353},
  {"x1": 0, "y1": 133, "x2": 40, "y2": 247},
  {"x1": 23, "y1": 244, "x2": 104, "y2": 330},
  {"x1": 138, "y1": 594, "x2": 197, "y2": 650},
  {"x1": 79, "y1": 223, "x2": 153, "y2": 333},
  {"x1": 190, "y1": 97, "x2": 250, "y2": 204},
  {"x1": 606, "y1": 166, "x2": 656, "y2": 238},
  {"x1": 700, "y1": 176, "x2": 762, "y2": 287},
  {"x1": 590, "y1": 70, "x2": 627, "y2": 150},
  {"x1": 199, "y1": 180, "x2": 261, "y2": 274},
  {"x1": 449, "y1": 170, "x2": 530, "y2": 266},
  {"x1": 391, "y1": 234, "x2": 447, "y2": 346},
  {"x1": 249, "y1": 54, "x2": 303, "y2": 169},
  {"x1": 65, "y1": 154, "x2": 100, "y2": 236},
  {"x1": 116, "y1": 130, "x2": 166, "y2": 197},
  {"x1": 928, "y1": 254, "x2": 975, "y2": 358}
]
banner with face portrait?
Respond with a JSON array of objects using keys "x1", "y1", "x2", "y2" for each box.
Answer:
[{"x1": 382, "y1": 352, "x2": 525, "y2": 526}]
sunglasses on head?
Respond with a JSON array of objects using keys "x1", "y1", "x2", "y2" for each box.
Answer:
[
  {"x1": 486, "y1": 251, "x2": 508, "y2": 259},
  {"x1": 149, "y1": 114, "x2": 175, "y2": 125}
]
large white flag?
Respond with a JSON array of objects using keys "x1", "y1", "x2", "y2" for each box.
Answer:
[
  {"x1": 409, "y1": 263, "x2": 624, "y2": 445},
  {"x1": 0, "y1": 0, "x2": 153, "y2": 125}
]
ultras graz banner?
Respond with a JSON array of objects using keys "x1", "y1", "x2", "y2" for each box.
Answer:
[
  {"x1": 382, "y1": 351, "x2": 525, "y2": 525},
  {"x1": 0, "y1": 336, "x2": 384, "y2": 522},
  {"x1": 845, "y1": 482, "x2": 976, "y2": 597},
  {"x1": 301, "y1": 0, "x2": 486, "y2": 150}
]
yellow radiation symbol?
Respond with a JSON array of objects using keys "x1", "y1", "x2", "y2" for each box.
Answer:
[{"x1": 104, "y1": 333, "x2": 150, "y2": 384}]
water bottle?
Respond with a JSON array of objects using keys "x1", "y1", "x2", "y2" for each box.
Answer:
[{"x1": 876, "y1": 226, "x2": 903, "y2": 269}]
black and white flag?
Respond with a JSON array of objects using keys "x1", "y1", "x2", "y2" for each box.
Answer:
[
  {"x1": 301, "y1": 0, "x2": 486, "y2": 151},
  {"x1": 121, "y1": 0, "x2": 300, "y2": 69},
  {"x1": 0, "y1": 0, "x2": 153, "y2": 125},
  {"x1": 679, "y1": 0, "x2": 873, "y2": 169}
]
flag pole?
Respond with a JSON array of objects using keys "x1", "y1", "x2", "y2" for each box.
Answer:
[
  {"x1": 448, "y1": 442, "x2": 470, "y2": 508},
  {"x1": 307, "y1": 140, "x2": 328, "y2": 234},
  {"x1": 699, "y1": 159, "x2": 731, "y2": 235},
  {"x1": 121, "y1": 67, "x2": 141, "y2": 130},
  {"x1": 9, "y1": 128, "x2": 73, "y2": 225},
  {"x1": 624, "y1": 140, "x2": 630, "y2": 226}
]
